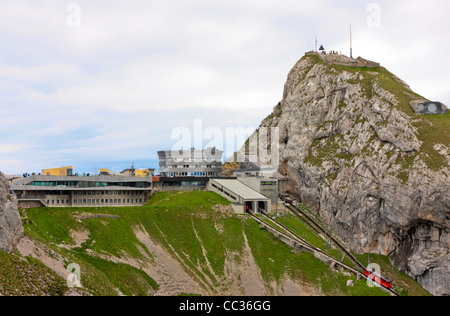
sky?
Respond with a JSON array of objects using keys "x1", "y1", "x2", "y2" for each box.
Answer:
[{"x1": 0, "y1": 0, "x2": 449, "y2": 175}]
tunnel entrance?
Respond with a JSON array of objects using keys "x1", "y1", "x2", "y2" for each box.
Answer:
[
  {"x1": 245, "y1": 201, "x2": 254, "y2": 213},
  {"x1": 258, "y1": 201, "x2": 267, "y2": 213}
]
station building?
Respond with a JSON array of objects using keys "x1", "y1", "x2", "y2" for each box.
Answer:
[
  {"x1": 158, "y1": 147, "x2": 223, "y2": 178},
  {"x1": 207, "y1": 178, "x2": 271, "y2": 214},
  {"x1": 232, "y1": 164, "x2": 288, "y2": 204},
  {"x1": 11, "y1": 174, "x2": 152, "y2": 208}
]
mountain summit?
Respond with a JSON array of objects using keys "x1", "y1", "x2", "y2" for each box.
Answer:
[{"x1": 255, "y1": 52, "x2": 449, "y2": 296}]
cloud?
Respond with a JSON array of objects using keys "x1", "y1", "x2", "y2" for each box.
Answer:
[
  {"x1": 0, "y1": 144, "x2": 24, "y2": 155},
  {"x1": 0, "y1": 0, "x2": 449, "y2": 174}
]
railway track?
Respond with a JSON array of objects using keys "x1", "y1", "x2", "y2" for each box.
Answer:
[
  {"x1": 247, "y1": 210, "x2": 320, "y2": 253},
  {"x1": 246, "y1": 209, "x2": 399, "y2": 296},
  {"x1": 282, "y1": 198, "x2": 366, "y2": 271}
]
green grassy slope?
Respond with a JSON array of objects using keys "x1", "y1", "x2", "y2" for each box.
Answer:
[
  {"x1": 1, "y1": 191, "x2": 431, "y2": 296},
  {"x1": 0, "y1": 250, "x2": 68, "y2": 296}
]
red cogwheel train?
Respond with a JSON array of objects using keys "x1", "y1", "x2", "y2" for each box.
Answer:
[{"x1": 364, "y1": 268, "x2": 392, "y2": 289}]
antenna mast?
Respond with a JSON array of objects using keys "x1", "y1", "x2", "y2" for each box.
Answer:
[
  {"x1": 131, "y1": 161, "x2": 135, "y2": 177},
  {"x1": 315, "y1": 31, "x2": 318, "y2": 51},
  {"x1": 350, "y1": 23, "x2": 353, "y2": 59}
]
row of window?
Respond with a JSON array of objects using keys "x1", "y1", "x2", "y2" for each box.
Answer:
[
  {"x1": 74, "y1": 198, "x2": 143, "y2": 205},
  {"x1": 73, "y1": 190, "x2": 145, "y2": 196},
  {"x1": 162, "y1": 181, "x2": 206, "y2": 187},
  {"x1": 49, "y1": 199, "x2": 70, "y2": 205},
  {"x1": 28, "y1": 181, "x2": 151, "y2": 188},
  {"x1": 260, "y1": 181, "x2": 277, "y2": 186},
  {"x1": 48, "y1": 198, "x2": 144, "y2": 205},
  {"x1": 165, "y1": 158, "x2": 220, "y2": 162},
  {"x1": 164, "y1": 165, "x2": 220, "y2": 169},
  {"x1": 223, "y1": 190, "x2": 237, "y2": 201},
  {"x1": 163, "y1": 172, "x2": 219, "y2": 177},
  {"x1": 211, "y1": 183, "x2": 237, "y2": 201}
]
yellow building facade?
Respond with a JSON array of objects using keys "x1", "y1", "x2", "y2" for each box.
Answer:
[
  {"x1": 42, "y1": 166, "x2": 73, "y2": 176},
  {"x1": 134, "y1": 169, "x2": 154, "y2": 178}
]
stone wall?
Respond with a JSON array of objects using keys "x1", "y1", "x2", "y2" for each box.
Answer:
[{"x1": 18, "y1": 200, "x2": 45, "y2": 209}]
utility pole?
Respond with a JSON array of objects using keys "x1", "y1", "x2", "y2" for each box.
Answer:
[
  {"x1": 283, "y1": 192, "x2": 287, "y2": 232},
  {"x1": 275, "y1": 185, "x2": 278, "y2": 228},
  {"x1": 328, "y1": 237, "x2": 330, "y2": 257},
  {"x1": 260, "y1": 203, "x2": 263, "y2": 229},
  {"x1": 392, "y1": 261, "x2": 395, "y2": 287}
]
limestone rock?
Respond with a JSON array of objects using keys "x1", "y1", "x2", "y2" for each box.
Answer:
[
  {"x1": 248, "y1": 53, "x2": 450, "y2": 296},
  {"x1": 0, "y1": 173, "x2": 24, "y2": 253}
]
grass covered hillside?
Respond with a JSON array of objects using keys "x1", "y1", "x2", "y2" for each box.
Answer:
[{"x1": 1, "y1": 191, "x2": 430, "y2": 296}]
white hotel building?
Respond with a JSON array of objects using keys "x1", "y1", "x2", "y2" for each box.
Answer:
[{"x1": 157, "y1": 147, "x2": 223, "y2": 178}]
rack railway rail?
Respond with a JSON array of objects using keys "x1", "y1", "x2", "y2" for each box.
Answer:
[
  {"x1": 245, "y1": 208, "x2": 399, "y2": 296},
  {"x1": 282, "y1": 197, "x2": 366, "y2": 271}
]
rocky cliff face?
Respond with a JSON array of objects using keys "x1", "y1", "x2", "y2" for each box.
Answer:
[
  {"x1": 255, "y1": 53, "x2": 450, "y2": 296},
  {"x1": 0, "y1": 173, "x2": 23, "y2": 253}
]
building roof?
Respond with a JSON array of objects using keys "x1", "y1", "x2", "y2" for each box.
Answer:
[{"x1": 211, "y1": 178, "x2": 268, "y2": 200}]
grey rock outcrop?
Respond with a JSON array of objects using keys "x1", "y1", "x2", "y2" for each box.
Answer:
[
  {"x1": 250, "y1": 53, "x2": 450, "y2": 296},
  {"x1": 0, "y1": 173, "x2": 24, "y2": 253}
]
